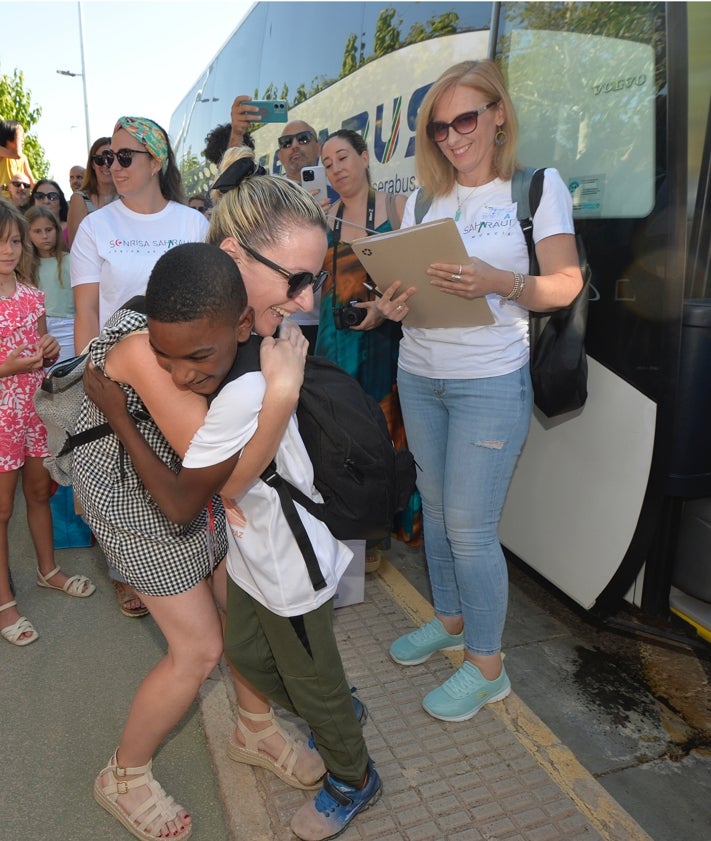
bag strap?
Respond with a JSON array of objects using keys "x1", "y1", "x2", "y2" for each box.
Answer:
[
  {"x1": 57, "y1": 422, "x2": 114, "y2": 457},
  {"x1": 260, "y1": 462, "x2": 327, "y2": 592},
  {"x1": 413, "y1": 187, "x2": 433, "y2": 225},
  {"x1": 513, "y1": 167, "x2": 544, "y2": 269},
  {"x1": 385, "y1": 191, "x2": 401, "y2": 231},
  {"x1": 57, "y1": 407, "x2": 151, "y2": 458}
]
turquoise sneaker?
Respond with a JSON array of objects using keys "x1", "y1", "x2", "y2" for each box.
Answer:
[
  {"x1": 389, "y1": 617, "x2": 464, "y2": 665},
  {"x1": 422, "y1": 661, "x2": 510, "y2": 721}
]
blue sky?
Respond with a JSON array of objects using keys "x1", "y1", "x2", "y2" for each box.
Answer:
[{"x1": 0, "y1": 0, "x2": 255, "y2": 194}]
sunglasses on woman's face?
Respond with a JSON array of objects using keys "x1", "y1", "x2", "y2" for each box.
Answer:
[
  {"x1": 34, "y1": 191, "x2": 60, "y2": 201},
  {"x1": 95, "y1": 148, "x2": 152, "y2": 168},
  {"x1": 426, "y1": 101, "x2": 500, "y2": 143},
  {"x1": 240, "y1": 241, "x2": 328, "y2": 299}
]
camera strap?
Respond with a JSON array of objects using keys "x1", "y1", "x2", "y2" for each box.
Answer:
[{"x1": 331, "y1": 188, "x2": 376, "y2": 310}]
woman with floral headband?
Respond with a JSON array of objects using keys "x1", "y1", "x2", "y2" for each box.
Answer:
[
  {"x1": 70, "y1": 117, "x2": 208, "y2": 620},
  {"x1": 71, "y1": 116, "x2": 208, "y2": 354}
]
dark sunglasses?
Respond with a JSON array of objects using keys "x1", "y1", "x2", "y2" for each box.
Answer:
[
  {"x1": 34, "y1": 191, "x2": 61, "y2": 201},
  {"x1": 426, "y1": 101, "x2": 500, "y2": 143},
  {"x1": 277, "y1": 131, "x2": 315, "y2": 150},
  {"x1": 240, "y1": 241, "x2": 328, "y2": 298},
  {"x1": 192, "y1": 205, "x2": 206, "y2": 213},
  {"x1": 99, "y1": 148, "x2": 152, "y2": 168},
  {"x1": 11, "y1": 180, "x2": 30, "y2": 189},
  {"x1": 91, "y1": 153, "x2": 112, "y2": 167}
]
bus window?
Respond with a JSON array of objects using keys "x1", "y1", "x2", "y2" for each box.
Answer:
[
  {"x1": 497, "y1": 2, "x2": 660, "y2": 220},
  {"x1": 170, "y1": 2, "x2": 493, "y2": 193}
]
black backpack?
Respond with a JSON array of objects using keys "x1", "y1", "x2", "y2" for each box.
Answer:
[
  {"x1": 212, "y1": 336, "x2": 417, "y2": 590},
  {"x1": 414, "y1": 169, "x2": 591, "y2": 417}
]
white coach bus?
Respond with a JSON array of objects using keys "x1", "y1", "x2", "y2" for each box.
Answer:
[{"x1": 171, "y1": 2, "x2": 711, "y2": 645}]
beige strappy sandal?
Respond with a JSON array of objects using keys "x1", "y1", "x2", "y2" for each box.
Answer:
[
  {"x1": 0, "y1": 600, "x2": 39, "y2": 646},
  {"x1": 93, "y1": 751, "x2": 192, "y2": 841},
  {"x1": 227, "y1": 707, "x2": 325, "y2": 790},
  {"x1": 37, "y1": 565, "x2": 96, "y2": 597}
]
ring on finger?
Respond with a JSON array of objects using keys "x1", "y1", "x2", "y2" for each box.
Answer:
[
  {"x1": 396, "y1": 304, "x2": 404, "y2": 312},
  {"x1": 451, "y1": 273, "x2": 462, "y2": 281}
]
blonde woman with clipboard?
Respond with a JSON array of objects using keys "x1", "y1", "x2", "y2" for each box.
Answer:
[
  {"x1": 315, "y1": 129, "x2": 421, "y2": 567},
  {"x1": 378, "y1": 60, "x2": 582, "y2": 722}
]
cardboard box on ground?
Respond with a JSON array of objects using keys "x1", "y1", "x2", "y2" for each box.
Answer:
[{"x1": 334, "y1": 540, "x2": 365, "y2": 608}]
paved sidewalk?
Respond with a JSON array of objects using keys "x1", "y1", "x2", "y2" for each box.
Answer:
[
  {"x1": 202, "y1": 560, "x2": 653, "y2": 841},
  {"x1": 2, "y1": 487, "x2": 653, "y2": 841},
  {"x1": 0, "y1": 506, "x2": 229, "y2": 841}
]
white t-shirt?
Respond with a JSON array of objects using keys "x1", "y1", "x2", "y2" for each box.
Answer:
[
  {"x1": 398, "y1": 169, "x2": 574, "y2": 379},
  {"x1": 70, "y1": 199, "x2": 209, "y2": 329},
  {"x1": 183, "y1": 371, "x2": 353, "y2": 617}
]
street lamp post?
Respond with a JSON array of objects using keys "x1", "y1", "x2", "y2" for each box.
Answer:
[{"x1": 56, "y1": 3, "x2": 90, "y2": 152}]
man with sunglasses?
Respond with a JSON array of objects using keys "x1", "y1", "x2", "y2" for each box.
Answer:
[
  {"x1": 5, "y1": 177, "x2": 31, "y2": 210},
  {"x1": 275, "y1": 120, "x2": 325, "y2": 349},
  {"x1": 277, "y1": 120, "x2": 321, "y2": 182}
]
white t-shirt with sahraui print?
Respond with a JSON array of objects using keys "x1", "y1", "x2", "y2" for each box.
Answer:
[
  {"x1": 397, "y1": 168, "x2": 574, "y2": 380},
  {"x1": 70, "y1": 198, "x2": 208, "y2": 329}
]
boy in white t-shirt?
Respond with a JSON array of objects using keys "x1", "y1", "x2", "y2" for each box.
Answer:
[{"x1": 87, "y1": 243, "x2": 381, "y2": 841}]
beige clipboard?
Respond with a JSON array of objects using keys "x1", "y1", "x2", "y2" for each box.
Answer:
[{"x1": 351, "y1": 218, "x2": 494, "y2": 329}]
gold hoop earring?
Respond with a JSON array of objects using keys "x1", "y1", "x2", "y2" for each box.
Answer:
[{"x1": 494, "y1": 127, "x2": 507, "y2": 147}]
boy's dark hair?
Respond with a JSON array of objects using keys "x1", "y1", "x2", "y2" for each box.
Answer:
[{"x1": 146, "y1": 242, "x2": 247, "y2": 324}]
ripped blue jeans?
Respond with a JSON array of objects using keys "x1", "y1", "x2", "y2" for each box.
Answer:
[{"x1": 397, "y1": 366, "x2": 532, "y2": 655}]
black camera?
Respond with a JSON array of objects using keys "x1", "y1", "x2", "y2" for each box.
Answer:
[{"x1": 333, "y1": 300, "x2": 367, "y2": 330}]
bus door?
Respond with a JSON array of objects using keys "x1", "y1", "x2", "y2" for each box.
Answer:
[{"x1": 494, "y1": 3, "x2": 701, "y2": 624}]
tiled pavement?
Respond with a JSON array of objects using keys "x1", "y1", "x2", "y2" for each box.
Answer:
[{"x1": 201, "y1": 561, "x2": 652, "y2": 841}]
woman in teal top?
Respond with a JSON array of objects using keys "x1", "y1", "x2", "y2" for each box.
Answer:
[{"x1": 316, "y1": 130, "x2": 421, "y2": 555}]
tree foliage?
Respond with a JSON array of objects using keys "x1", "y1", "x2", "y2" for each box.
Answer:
[
  {"x1": 374, "y1": 8, "x2": 401, "y2": 57},
  {"x1": 0, "y1": 67, "x2": 50, "y2": 179},
  {"x1": 255, "y1": 7, "x2": 460, "y2": 111}
]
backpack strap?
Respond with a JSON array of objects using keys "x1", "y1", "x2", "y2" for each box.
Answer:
[
  {"x1": 513, "y1": 167, "x2": 545, "y2": 268},
  {"x1": 413, "y1": 187, "x2": 433, "y2": 225},
  {"x1": 260, "y1": 465, "x2": 327, "y2": 591},
  {"x1": 385, "y1": 191, "x2": 401, "y2": 231}
]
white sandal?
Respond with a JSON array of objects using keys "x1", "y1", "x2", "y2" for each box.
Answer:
[
  {"x1": 37, "y1": 565, "x2": 96, "y2": 597},
  {"x1": 0, "y1": 600, "x2": 39, "y2": 646},
  {"x1": 94, "y1": 751, "x2": 192, "y2": 841},
  {"x1": 227, "y1": 707, "x2": 325, "y2": 790}
]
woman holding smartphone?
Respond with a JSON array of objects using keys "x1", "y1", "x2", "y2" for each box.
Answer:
[{"x1": 316, "y1": 129, "x2": 420, "y2": 568}]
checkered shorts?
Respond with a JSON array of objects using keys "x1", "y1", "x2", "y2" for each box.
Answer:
[{"x1": 72, "y1": 308, "x2": 227, "y2": 596}]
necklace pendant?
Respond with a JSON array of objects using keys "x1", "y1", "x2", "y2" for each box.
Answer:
[{"x1": 454, "y1": 208, "x2": 461, "y2": 222}]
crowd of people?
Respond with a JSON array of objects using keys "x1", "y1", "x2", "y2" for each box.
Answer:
[{"x1": 0, "y1": 59, "x2": 582, "y2": 841}]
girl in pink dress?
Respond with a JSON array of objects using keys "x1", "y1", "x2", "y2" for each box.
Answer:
[{"x1": 0, "y1": 200, "x2": 95, "y2": 647}]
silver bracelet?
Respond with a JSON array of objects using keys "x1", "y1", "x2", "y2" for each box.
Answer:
[{"x1": 499, "y1": 271, "x2": 526, "y2": 305}]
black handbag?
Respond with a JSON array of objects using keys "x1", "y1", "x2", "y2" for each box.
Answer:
[{"x1": 514, "y1": 168, "x2": 591, "y2": 418}]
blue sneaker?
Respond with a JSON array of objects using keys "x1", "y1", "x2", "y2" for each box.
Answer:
[
  {"x1": 422, "y1": 661, "x2": 511, "y2": 722},
  {"x1": 389, "y1": 617, "x2": 464, "y2": 665},
  {"x1": 350, "y1": 686, "x2": 369, "y2": 726},
  {"x1": 290, "y1": 759, "x2": 382, "y2": 840}
]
